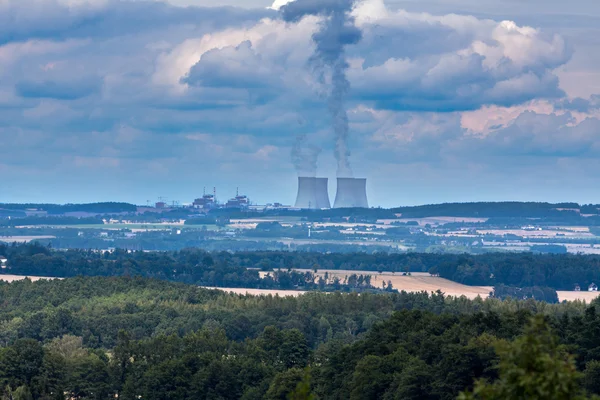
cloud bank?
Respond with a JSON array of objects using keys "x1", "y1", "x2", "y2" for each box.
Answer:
[{"x1": 1, "y1": 0, "x2": 598, "y2": 206}]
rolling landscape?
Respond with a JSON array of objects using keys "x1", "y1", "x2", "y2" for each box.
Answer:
[{"x1": 4, "y1": 0, "x2": 600, "y2": 397}]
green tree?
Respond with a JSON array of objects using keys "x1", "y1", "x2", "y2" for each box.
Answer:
[
  {"x1": 287, "y1": 369, "x2": 315, "y2": 400},
  {"x1": 458, "y1": 316, "x2": 593, "y2": 400},
  {"x1": 279, "y1": 330, "x2": 309, "y2": 369},
  {"x1": 265, "y1": 368, "x2": 304, "y2": 400},
  {"x1": 8, "y1": 385, "x2": 33, "y2": 400},
  {"x1": 584, "y1": 360, "x2": 600, "y2": 395}
]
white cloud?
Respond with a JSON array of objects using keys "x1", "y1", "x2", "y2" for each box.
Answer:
[
  {"x1": 269, "y1": 0, "x2": 292, "y2": 10},
  {"x1": 150, "y1": 0, "x2": 570, "y2": 114},
  {"x1": 1, "y1": 0, "x2": 598, "y2": 205}
]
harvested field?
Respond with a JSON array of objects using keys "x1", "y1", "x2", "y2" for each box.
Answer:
[
  {"x1": 321, "y1": 270, "x2": 492, "y2": 299},
  {"x1": 2, "y1": 273, "x2": 591, "y2": 303},
  {"x1": 0, "y1": 235, "x2": 55, "y2": 243},
  {"x1": 202, "y1": 287, "x2": 306, "y2": 297},
  {"x1": 557, "y1": 291, "x2": 600, "y2": 302},
  {"x1": 477, "y1": 229, "x2": 594, "y2": 238},
  {"x1": 0, "y1": 274, "x2": 60, "y2": 282},
  {"x1": 378, "y1": 217, "x2": 488, "y2": 226},
  {"x1": 262, "y1": 269, "x2": 493, "y2": 299}
]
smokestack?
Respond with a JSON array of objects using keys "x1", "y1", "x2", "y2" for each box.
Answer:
[
  {"x1": 291, "y1": 134, "x2": 321, "y2": 177},
  {"x1": 281, "y1": 0, "x2": 361, "y2": 178},
  {"x1": 295, "y1": 177, "x2": 331, "y2": 209},
  {"x1": 333, "y1": 178, "x2": 368, "y2": 208}
]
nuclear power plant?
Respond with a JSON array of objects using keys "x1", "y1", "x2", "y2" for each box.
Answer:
[
  {"x1": 294, "y1": 177, "x2": 331, "y2": 209},
  {"x1": 294, "y1": 176, "x2": 368, "y2": 209}
]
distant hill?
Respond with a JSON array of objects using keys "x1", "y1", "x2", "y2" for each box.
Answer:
[
  {"x1": 1, "y1": 201, "x2": 599, "y2": 220},
  {"x1": 0, "y1": 202, "x2": 137, "y2": 215},
  {"x1": 230, "y1": 201, "x2": 600, "y2": 221},
  {"x1": 390, "y1": 201, "x2": 588, "y2": 218}
]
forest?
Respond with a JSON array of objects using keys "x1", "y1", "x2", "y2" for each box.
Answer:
[
  {"x1": 4, "y1": 243, "x2": 600, "y2": 291},
  {"x1": 0, "y1": 243, "x2": 385, "y2": 293},
  {"x1": 0, "y1": 276, "x2": 600, "y2": 399}
]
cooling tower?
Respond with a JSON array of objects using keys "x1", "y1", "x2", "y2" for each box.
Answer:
[
  {"x1": 294, "y1": 177, "x2": 331, "y2": 209},
  {"x1": 333, "y1": 178, "x2": 369, "y2": 208}
]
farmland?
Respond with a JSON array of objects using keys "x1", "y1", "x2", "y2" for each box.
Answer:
[{"x1": 260, "y1": 269, "x2": 600, "y2": 302}]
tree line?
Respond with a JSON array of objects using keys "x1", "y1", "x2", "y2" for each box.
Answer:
[
  {"x1": 4, "y1": 201, "x2": 600, "y2": 222},
  {"x1": 0, "y1": 243, "x2": 385, "y2": 293},
  {"x1": 6, "y1": 243, "x2": 600, "y2": 291},
  {"x1": 0, "y1": 202, "x2": 137, "y2": 214}
]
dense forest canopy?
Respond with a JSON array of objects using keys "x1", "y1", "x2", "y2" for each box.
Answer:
[
  {"x1": 0, "y1": 276, "x2": 599, "y2": 399},
  {"x1": 3, "y1": 243, "x2": 600, "y2": 291},
  {"x1": 0, "y1": 243, "x2": 388, "y2": 292}
]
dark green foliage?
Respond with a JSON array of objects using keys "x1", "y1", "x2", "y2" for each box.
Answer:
[
  {"x1": 458, "y1": 316, "x2": 592, "y2": 400},
  {"x1": 531, "y1": 244, "x2": 569, "y2": 254},
  {"x1": 493, "y1": 285, "x2": 559, "y2": 303},
  {"x1": 584, "y1": 360, "x2": 600, "y2": 395},
  {"x1": 265, "y1": 368, "x2": 305, "y2": 400},
  {"x1": 8, "y1": 243, "x2": 600, "y2": 291},
  {"x1": 0, "y1": 244, "x2": 383, "y2": 292},
  {"x1": 1, "y1": 275, "x2": 600, "y2": 398}
]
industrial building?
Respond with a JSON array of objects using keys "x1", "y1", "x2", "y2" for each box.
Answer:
[
  {"x1": 193, "y1": 188, "x2": 217, "y2": 209},
  {"x1": 225, "y1": 189, "x2": 250, "y2": 209},
  {"x1": 150, "y1": 176, "x2": 369, "y2": 212},
  {"x1": 294, "y1": 177, "x2": 331, "y2": 209}
]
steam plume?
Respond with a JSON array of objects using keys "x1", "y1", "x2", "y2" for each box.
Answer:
[
  {"x1": 282, "y1": 0, "x2": 361, "y2": 178},
  {"x1": 291, "y1": 134, "x2": 322, "y2": 177}
]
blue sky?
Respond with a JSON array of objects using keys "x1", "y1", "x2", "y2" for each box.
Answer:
[{"x1": 2, "y1": 0, "x2": 600, "y2": 207}]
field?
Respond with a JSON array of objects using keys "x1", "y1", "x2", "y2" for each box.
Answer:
[
  {"x1": 260, "y1": 269, "x2": 491, "y2": 299},
  {"x1": 477, "y1": 229, "x2": 594, "y2": 239},
  {"x1": 202, "y1": 287, "x2": 307, "y2": 297},
  {"x1": 14, "y1": 224, "x2": 220, "y2": 231},
  {"x1": 242, "y1": 237, "x2": 411, "y2": 250},
  {"x1": 378, "y1": 217, "x2": 488, "y2": 226},
  {"x1": 556, "y1": 291, "x2": 600, "y2": 302},
  {"x1": 0, "y1": 274, "x2": 60, "y2": 282},
  {"x1": 230, "y1": 217, "x2": 304, "y2": 230},
  {"x1": 0, "y1": 235, "x2": 56, "y2": 243},
  {"x1": 2, "y1": 271, "x2": 598, "y2": 303},
  {"x1": 260, "y1": 269, "x2": 600, "y2": 302},
  {"x1": 313, "y1": 270, "x2": 493, "y2": 299}
]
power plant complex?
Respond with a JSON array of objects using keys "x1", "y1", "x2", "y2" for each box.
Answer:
[
  {"x1": 294, "y1": 177, "x2": 368, "y2": 209},
  {"x1": 148, "y1": 177, "x2": 369, "y2": 212}
]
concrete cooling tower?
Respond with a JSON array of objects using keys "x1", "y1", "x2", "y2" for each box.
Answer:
[
  {"x1": 294, "y1": 177, "x2": 331, "y2": 209},
  {"x1": 333, "y1": 178, "x2": 369, "y2": 208}
]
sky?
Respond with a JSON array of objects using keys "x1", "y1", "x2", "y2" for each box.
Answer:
[{"x1": 2, "y1": 0, "x2": 600, "y2": 207}]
